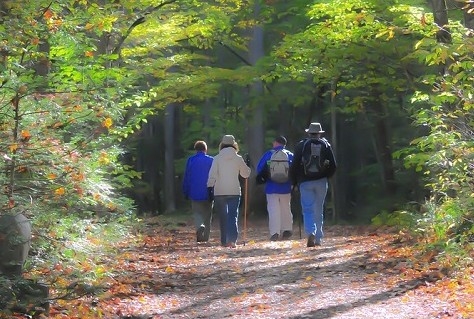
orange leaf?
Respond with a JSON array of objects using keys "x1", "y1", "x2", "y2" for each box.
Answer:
[
  {"x1": 21, "y1": 130, "x2": 31, "y2": 139},
  {"x1": 43, "y1": 9, "x2": 53, "y2": 19},
  {"x1": 54, "y1": 187, "x2": 65, "y2": 196}
]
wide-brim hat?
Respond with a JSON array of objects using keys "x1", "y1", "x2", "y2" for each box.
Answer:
[
  {"x1": 221, "y1": 134, "x2": 236, "y2": 145},
  {"x1": 305, "y1": 122, "x2": 325, "y2": 134}
]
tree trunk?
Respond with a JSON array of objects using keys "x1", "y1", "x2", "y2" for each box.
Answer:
[
  {"x1": 429, "y1": 0, "x2": 452, "y2": 43},
  {"x1": 461, "y1": 1, "x2": 474, "y2": 29},
  {"x1": 330, "y1": 80, "x2": 338, "y2": 222},
  {"x1": 371, "y1": 99, "x2": 396, "y2": 195},
  {"x1": 164, "y1": 104, "x2": 176, "y2": 212},
  {"x1": 0, "y1": 213, "x2": 31, "y2": 277},
  {"x1": 246, "y1": 0, "x2": 265, "y2": 214}
]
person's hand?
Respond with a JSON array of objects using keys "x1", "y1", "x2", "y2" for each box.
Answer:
[
  {"x1": 243, "y1": 153, "x2": 251, "y2": 167},
  {"x1": 291, "y1": 184, "x2": 299, "y2": 193},
  {"x1": 207, "y1": 187, "x2": 214, "y2": 202}
]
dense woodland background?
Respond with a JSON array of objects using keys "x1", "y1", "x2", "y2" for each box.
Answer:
[{"x1": 0, "y1": 0, "x2": 472, "y2": 312}]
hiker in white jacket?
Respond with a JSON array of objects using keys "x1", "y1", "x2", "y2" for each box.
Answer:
[{"x1": 207, "y1": 135, "x2": 251, "y2": 247}]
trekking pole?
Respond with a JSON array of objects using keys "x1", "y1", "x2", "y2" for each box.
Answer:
[
  {"x1": 299, "y1": 209, "x2": 302, "y2": 239},
  {"x1": 243, "y1": 177, "x2": 248, "y2": 246}
]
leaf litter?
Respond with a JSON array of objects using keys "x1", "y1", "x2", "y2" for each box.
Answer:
[{"x1": 43, "y1": 217, "x2": 473, "y2": 319}]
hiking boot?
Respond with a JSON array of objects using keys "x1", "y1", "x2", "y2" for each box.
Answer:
[
  {"x1": 270, "y1": 233, "x2": 279, "y2": 241},
  {"x1": 307, "y1": 234, "x2": 316, "y2": 247},
  {"x1": 226, "y1": 242, "x2": 236, "y2": 248},
  {"x1": 196, "y1": 225, "x2": 206, "y2": 242},
  {"x1": 315, "y1": 238, "x2": 322, "y2": 246},
  {"x1": 282, "y1": 231, "x2": 292, "y2": 240}
]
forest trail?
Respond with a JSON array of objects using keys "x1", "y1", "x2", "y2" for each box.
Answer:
[{"x1": 88, "y1": 217, "x2": 471, "y2": 319}]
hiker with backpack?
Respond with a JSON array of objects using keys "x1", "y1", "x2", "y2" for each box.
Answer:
[
  {"x1": 256, "y1": 136, "x2": 294, "y2": 241},
  {"x1": 290, "y1": 123, "x2": 336, "y2": 247}
]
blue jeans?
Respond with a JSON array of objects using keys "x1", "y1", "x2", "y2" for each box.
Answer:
[
  {"x1": 299, "y1": 178, "x2": 328, "y2": 240},
  {"x1": 214, "y1": 195, "x2": 241, "y2": 245}
]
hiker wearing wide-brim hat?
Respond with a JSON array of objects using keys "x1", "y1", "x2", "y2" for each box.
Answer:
[
  {"x1": 305, "y1": 122, "x2": 325, "y2": 134},
  {"x1": 207, "y1": 135, "x2": 251, "y2": 248},
  {"x1": 289, "y1": 122, "x2": 337, "y2": 248}
]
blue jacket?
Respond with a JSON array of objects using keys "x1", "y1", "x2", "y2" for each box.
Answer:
[
  {"x1": 256, "y1": 146, "x2": 293, "y2": 194},
  {"x1": 182, "y1": 151, "x2": 214, "y2": 200}
]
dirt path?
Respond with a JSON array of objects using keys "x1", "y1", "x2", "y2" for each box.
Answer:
[{"x1": 99, "y1": 218, "x2": 463, "y2": 319}]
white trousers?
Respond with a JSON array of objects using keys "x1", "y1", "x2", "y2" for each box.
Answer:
[{"x1": 266, "y1": 193, "x2": 293, "y2": 235}]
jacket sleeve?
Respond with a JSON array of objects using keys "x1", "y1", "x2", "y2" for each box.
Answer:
[
  {"x1": 239, "y1": 157, "x2": 251, "y2": 179},
  {"x1": 207, "y1": 160, "x2": 217, "y2": 187},
  {"x1": 324, "y1": 144, "x2": 337, "y2": 178},
  {"x1": 182, "y1": 158, "x2": 191, "y2": 196}
]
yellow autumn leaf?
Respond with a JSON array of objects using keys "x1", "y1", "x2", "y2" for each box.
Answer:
[
  {"x1": 99, "y1": 151, "x2": 110, "y2": 164},
  {"x1": 47, "y1": 173, "x2": 57, "y2": 179},
  {"x1": 165, "y1": 265, "x2": 174, "y2": 273},
  {"x1": 9, "y1": 144, "x2": 18, "y2": 152},
  {"x1": 55, "y1": 187, "x2": 65, "y2": 196},
  {"x1": 102, "y1": 117, "x2": 113, "y2": 129}
]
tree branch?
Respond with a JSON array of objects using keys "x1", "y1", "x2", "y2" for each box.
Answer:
[{"x1": 112, "y1": 0, "x2": 178, "y2": 55}]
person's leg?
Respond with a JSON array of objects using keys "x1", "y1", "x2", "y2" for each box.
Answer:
[
  {"x1": 313, "y1": 178, "x2": 328, "y2": 243},
  {"x1": 226, "y1": 195, "x2": 241, "y2": 245},
  {"x1": 299, "y1": 181, "x2": 316, "y2": 236},
  {"x1": 197, "y1": 200, "x2": 213, "y2": 241},
  {"x1": 203, "y1": 201, "x2": 213, "y2": 241},
  {"x1": 213, "y1": 196, "x2": 227, "y2": 245},
  {"x1": 191, "y1": 200, "x2": 204, "y2": 228},
  {"x1": 266, "y1": 193, "x2": 280, "y2": 239},
  {"x1": 279, "y1": 193, "x2": 293, "y2": 238},
  {"x1": 191, "y1": 201, "x2": 206, "y2": 242}
]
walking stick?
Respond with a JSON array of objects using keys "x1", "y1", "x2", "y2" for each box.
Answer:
[{"x1": 243, "y1": 177, "x2": 248, "y2": 246}]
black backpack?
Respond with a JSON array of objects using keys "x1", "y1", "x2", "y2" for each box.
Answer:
[{"x1": 301, "y1": 138, "x2": 336, "y2": 178}]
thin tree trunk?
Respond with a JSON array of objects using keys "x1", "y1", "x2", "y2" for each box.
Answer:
[
  {"x1": 330, "y1": 79, "x2": 338, "y2": 222},
  {"x1": 164, "y1": 104, "x2": 176, "y2": 212},
  {"x1": 246, "y1": 0, "x2": 265, "y2": 212},
  {"x1": 461, "y1": 1, "x2": 474, "y2": 29},
  {"x1": 371, "y1": 99, "x2": 396, "y2": 195},
  {"x1": 429, "y1": 0, "x2": 452, "y2": 43}
]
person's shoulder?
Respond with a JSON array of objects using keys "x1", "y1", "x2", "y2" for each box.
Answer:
[{"x1": 319, "y1": 137, "x2": 332, "y2": 147}]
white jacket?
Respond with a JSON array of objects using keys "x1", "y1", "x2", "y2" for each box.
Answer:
[{"x1": 207, "y1": 147, "x2": 251, "y2": 196}]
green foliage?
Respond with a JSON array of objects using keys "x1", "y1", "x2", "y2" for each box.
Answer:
[
  {"x1": 388, "y1": 8, "x2": 473, "y2": 261},
  {"x1": 371, "y1": 209, "x2": 417, "y2": 228}
]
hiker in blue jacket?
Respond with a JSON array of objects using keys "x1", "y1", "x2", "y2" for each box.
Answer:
[
  {"x1": 256, "y1": 136, "x2": 294, "y2": 241},
  {"x1": 182, "y1": 140, "x2": 214, "y2": 242}
]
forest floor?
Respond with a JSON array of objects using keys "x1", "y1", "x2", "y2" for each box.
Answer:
[{"x1": 52, "y1": 215, "x2": 473, "y2": 319}]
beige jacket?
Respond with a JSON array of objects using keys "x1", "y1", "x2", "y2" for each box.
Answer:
[{"x1": 207, "y1": 147, "x2": 251, "y2": 196}]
